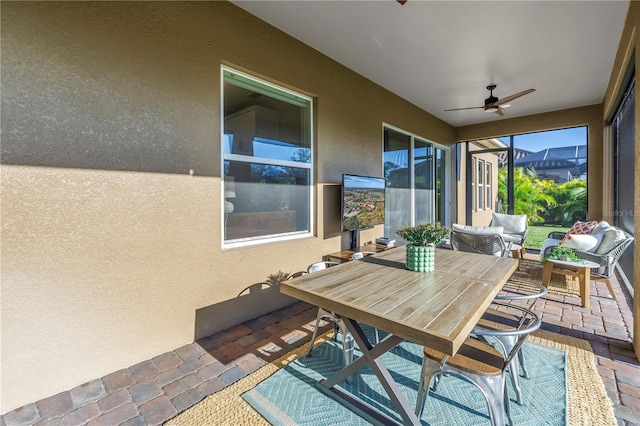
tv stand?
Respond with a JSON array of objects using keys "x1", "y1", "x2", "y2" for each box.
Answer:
[
  {"x1": 350, "y1": 229, "x2": 360, "y2": 251},
  {"x1": 350, "y1": 227, "x2": 373, "y2": 251}
]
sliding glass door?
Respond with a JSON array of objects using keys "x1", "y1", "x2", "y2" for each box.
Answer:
[
  {"x1": 613, "y1": 79, "x2": 634, "y2": 283},
  {"x1": 383, "y1": 126, "x2": 448, "y2": 240}
]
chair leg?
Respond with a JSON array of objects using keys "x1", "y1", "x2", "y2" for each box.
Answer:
[
  {"x1": 508, "y1": 359, "x2": 524, "y2": 405},
  {"x1": 416, "y1": 357, "x2": 444, "y2": 418},
  {"x1": 308, "y1": 308, "x2": 340, "y2": 356},
  {"x1": 473, "y1": 375, "x2": 506, "y2": 426},
  {"x1": 518, "y1": 349, "x2": 529, "y2": 379},
  {"x1": 504, "y1": 379, "x2": 514, "y2": 426},
  {"x1": 418, "y1": 361, "x2": 507, "y2": 426},
  {"x1": 599, "y1": 277, "x2": 618, "y2": 301}
]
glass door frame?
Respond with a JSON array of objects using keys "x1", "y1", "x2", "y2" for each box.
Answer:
[{"x1": 382, "y1": 123, "x2": 451, "y2": 238}]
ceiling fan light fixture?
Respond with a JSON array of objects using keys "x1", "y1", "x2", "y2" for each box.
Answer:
[{"x1": 484, "y1": 106, "x2": 498, "y2": 113}]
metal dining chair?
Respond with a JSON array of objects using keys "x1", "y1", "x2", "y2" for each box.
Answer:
[
  {"x1": 416, "y1": 303, "x2": 541, "y2": 426},
  {"x1": 305, "y1": 261, "x2": 355, "y2": 370},
  {"x1": 452, "y1": 229, "x2": 547, "y2": 404},
  {"x1": 473, "y1": 282, "x2": 547, "y2": 405},
  {"x1": 350, "y1": 251, "x2": 377, "y2": 260}
]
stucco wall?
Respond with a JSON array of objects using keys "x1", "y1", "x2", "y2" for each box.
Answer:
[{"x1": 0, "y1": 2, "x2": 456, "y2": 412}]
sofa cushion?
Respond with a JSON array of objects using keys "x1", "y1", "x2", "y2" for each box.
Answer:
[
  {"x1": 590, "y1": 221, "x2": 611, "y2": 235},
  {"x1": 540, "y1": 238, "x2": 561, "y2": 261},
  {"x1": 596, "y1": 227, "x2": 627, "y2": 255},
  {"x1": 490, "y1": 213, "x2": 527, "y2": 234},
  {"x1": 562, "y1": 234, "x2": 599, "y2": 251},
  {"x1": 452, "y1": 224, "x2": 504, "y2": 235}
]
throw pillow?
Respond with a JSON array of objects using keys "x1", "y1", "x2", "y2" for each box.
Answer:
[
  {"x1": 567, "y1": 220, "x2": 599, "y2": 235},
  {"x1": 561, "y1": 220, "x2": 599, "y2": 243},
  {"x1": 562, "y1": 234, "x2": 599, "y2": 251}
]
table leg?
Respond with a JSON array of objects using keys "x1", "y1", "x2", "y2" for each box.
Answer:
[
  {"x1": 317, "y1": 318, "x2": 421, "y2": 426},
  {"x1": 579, "y1": 266, "x2": 590, "y2": 308},
  {"x1": 541, "y1": 261, "x2": 553, "y2": 287}
]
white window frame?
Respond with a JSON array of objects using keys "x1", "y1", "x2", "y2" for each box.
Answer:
[
  {"x1": 486, "y1": 162, "x2": 492, "y2": 211},
  {"x1": 477, "y1": 158, "x2": 484, "y2": 210},
  {"x1": 221, "y1": 66, "x2": 314, "y2": 249},
  {"x1": 471, "y1": 157, "x2": 477, "y2": 211}
]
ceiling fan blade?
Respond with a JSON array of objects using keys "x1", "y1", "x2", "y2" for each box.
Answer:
[
  {"x1": 494, "y1": 107, "x2": 507, "y2": 116},
  {"x1": 444, "y1": 106, "x2": 484, "y2": 111},
  {"x1": 494, "y1": 89, "x2": 535, "y2": 106}
]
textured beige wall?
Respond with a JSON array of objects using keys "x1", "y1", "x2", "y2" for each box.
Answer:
[{"x1": 0, "y1": 2, "x2": 455, "y2": 411}]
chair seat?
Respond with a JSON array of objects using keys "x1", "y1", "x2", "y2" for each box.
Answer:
[{"x1": 424, "y1": 337, "x2": 504, "y2": 376}]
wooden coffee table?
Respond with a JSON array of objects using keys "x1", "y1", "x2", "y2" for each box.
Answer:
[{"x1": 541, "y1": 258, "x2": 600, "y2": 308}]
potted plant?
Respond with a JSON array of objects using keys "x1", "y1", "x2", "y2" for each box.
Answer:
[
  {"x1": 542, "y1": 245, "x2": 583, "y2": 263},
  {"x1": 397, "y1": 222, "x2": 450, "y2": 272}
]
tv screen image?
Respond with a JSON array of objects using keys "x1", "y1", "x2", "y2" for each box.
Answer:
[{"x1": 341, "y1": 174, "x2": 385, "y2": 231}]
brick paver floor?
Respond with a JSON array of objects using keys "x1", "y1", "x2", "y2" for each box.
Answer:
[{"x1": 2, "y1": 268, "x2": 639, "y2": 425}]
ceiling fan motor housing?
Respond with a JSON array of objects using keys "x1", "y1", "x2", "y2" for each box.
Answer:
[
  {"x1": 484, "y1": 96, "x2": 498, "y2": 107},
  {"x1": 484, "y1": 84, "x2": 498, "y2": 108}
]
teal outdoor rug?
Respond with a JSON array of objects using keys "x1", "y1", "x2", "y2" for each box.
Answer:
[
  {"x1": 166, "y1": 329, "x2": 616, "y2": 426},
  {"x1": 242, "y1": 329, "x2": 567, "y2": 425}
]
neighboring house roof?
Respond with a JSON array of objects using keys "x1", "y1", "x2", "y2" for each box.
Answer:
[
  {"x1": 498, "y1": 148, "x2": 533, "y2": 167},
  {"x1": 514, "y1": 145, "x2": 587, "y2": 182},
  {"x1": 514, "y1": 145, "x2": 586, "y2": 169}
]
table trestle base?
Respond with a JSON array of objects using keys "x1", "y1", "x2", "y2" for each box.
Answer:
[{"x1": 317, "y1": 317, "x2": 422, "y2": 426}]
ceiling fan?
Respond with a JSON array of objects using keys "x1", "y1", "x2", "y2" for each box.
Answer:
[{"x1": 445, "y1": 85, "x2": 536, "y2": 116}]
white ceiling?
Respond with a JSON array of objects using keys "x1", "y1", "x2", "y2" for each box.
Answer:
[{"x1": 231, "y1": 0, "x2": 629, "y2": 127}]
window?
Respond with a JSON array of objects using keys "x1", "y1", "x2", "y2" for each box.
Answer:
[
  {"x1": 222, "y1": 67, "x2": 313, "y2": 246},
  {"x1": 477, "y1": 158, "x2": 484, "y2": 210},
  {"x1": 471, "y1": 157, "x2": 476, "y2": 211},
  {"x1": 485, "y1": 162, "x2": 492, "y2": 211},
  {"x1": 383, "y1": 125, "x2": 449, "y2": 238}
]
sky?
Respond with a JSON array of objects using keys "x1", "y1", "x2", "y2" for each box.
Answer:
[{"x1": 498, "y1": 126, "x2": 587, "y2": 153}]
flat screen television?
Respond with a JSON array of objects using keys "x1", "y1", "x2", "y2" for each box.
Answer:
[{"x1": 341, "y1": 174, "x2": 385, "y2": 249}]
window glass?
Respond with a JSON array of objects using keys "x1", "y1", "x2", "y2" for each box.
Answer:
[
  {"x1": 414, "y1": 138, "x2": 434, "y2": 223},
  {"x1": 384, "y1": 128, "x2": 411, "y2": 238},
  {"x1": 471, "y1": 157, "x2": 476, "y2": 211},
  {"x1": 486, "y1": 162, "x2": 492, "y2": 211},
  {"x1": 477, "y1": 159, "x2": 484, "y2": 210},
  {"x1": 223, "y1": 67, "x2": 312, "y2": 245},
  {"x1": 384, "y1": 126, "x2": 449, "y2": 239}
]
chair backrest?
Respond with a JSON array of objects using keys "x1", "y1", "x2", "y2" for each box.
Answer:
[
  {"x1": 472, "y1": 302, "x2": 541, "y2": 369},
  {"x1": 306, "y1": 261, "x2": 340, "y2": 273},
  {"x1": 496, "y1": 281, "x2": 548, "y2": 309},
  {"x1": 351, "y1": 251, "x2": 377, "y2": 260},
  {"x1": 451, "y1": 230, "x2": 511, "y2": 257},
  {"x1": 490, "y1": 213, "x2": 528, "y2": 244}
]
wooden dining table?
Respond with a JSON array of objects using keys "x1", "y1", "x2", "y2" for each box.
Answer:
[{"x1": 280, "y1": 246, "x2": 519, "y2": 425}]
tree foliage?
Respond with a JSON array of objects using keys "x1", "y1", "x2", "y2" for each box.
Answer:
[{"x1": 497, "y1": 167, "x2": 586, "y2": 226}]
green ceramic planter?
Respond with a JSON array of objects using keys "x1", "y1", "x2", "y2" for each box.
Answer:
[{"x1": 405, "y1": 244, "x2": 435, "y2": 272}]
